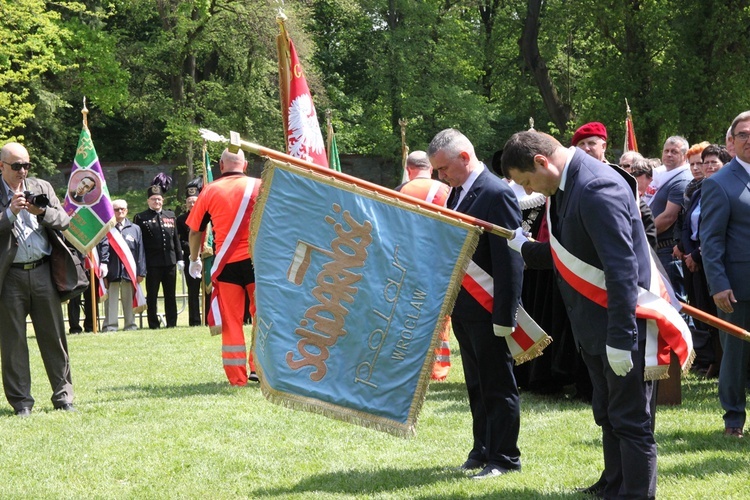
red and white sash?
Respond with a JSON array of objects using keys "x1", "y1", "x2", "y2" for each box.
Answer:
[
  {"x1": 461, "y1": 260, "x2": 551, "y2": 364},
  {"x1": 206, "y1": 177, "x2": 259, "y2": 335},
  {"x1": 546, "y1": 202, "x2": 693, "y2": 380},
  {"x1": 106, "y1": 228, "x2": 147, "y2": 313}
]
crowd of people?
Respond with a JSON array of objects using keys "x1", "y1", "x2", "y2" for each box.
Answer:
[{"x1": 3, "y1": 108, "x2": 750, "y2": 498}]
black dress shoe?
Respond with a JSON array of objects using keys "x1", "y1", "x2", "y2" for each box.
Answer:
[
  {"x1": 248, "y1": 371, "x2": 259, "y2": 383},
  {"x1": 55, "y1": 403, "x2": 76, "y2": 412},
  {"x1": 575, "y1": 482, "x2": 606, "y2": 497},
  {"x1": 14, "y1": 407, "x2": 32, "y2": 417},
  {"x1": 471, "y1": 464, "x2": 518, "y2": 479},
  {"x1": 456, "y1": 458, "x2": 485, "y2": 471}
]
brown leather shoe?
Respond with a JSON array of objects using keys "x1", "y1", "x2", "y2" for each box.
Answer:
[{"x1": 724, "y1": 427, "x2": 743, "y2": 438}]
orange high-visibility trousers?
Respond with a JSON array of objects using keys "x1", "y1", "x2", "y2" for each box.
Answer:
[
  {"x1": 217, "y1": 280, "x2": 256, "y2": 386},
  {"x1": 431, "y1": 316, "x2": 452, "y2": 381}
]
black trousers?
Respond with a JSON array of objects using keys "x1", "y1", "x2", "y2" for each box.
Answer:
[
  {"x1": 452, "y1": 318, "x2": 521, "y2": 469},
  {"x1": 581, "y1": 341, "x2": 656, "y2": 499},
  {"x1": 145, "y1": 265, "x2": 177, "y2": 328},
  {"x1": 185, "y1": 272, "x2": 202, "y2": 326},
  {"x1": 67, "y1": 279, "x2": 100, "y2": 333}
]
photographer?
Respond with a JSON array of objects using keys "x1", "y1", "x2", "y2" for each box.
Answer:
[{"x1": 0, "y1": 142, "x2": 75, "y2": 416}]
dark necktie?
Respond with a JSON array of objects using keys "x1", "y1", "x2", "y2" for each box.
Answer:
[{"x1": 448, "y1": 186, "x2": 463, "y2": 210}]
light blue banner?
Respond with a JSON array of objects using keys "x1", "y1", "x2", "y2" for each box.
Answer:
[{"x1": 251, "y1": 162, "x2": 479, "y2": 436}]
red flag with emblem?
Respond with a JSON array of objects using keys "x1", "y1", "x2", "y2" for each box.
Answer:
[{"x1": 277, "y1": 17, "x2": 328, "y2": 168}]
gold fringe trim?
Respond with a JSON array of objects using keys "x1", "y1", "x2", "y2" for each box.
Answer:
[
  {"x1": 133, "y1": 305, "x2": 146, "y2": 315},
  {"x1": 209, "y1": 325, "x2": 222, "y2": 337},
  {"x1": 644, "y1": 365, "x2": 670, "y2": 381},
  {"x1": 680, "y1": 349, "x2": 696, "y2": 376},
  {"x1": 513, "y1": 334, "x2": 553, "y2": 365}
]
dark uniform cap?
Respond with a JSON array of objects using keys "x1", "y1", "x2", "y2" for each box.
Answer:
[
  {"x1": 147, "y1": 185, "x2": 163, "y2": 198},
  {"x1": 185, "y1": 177, "x2": 203, "y2": 199}
]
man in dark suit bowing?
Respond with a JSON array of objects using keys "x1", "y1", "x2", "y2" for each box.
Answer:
[
  {"x1": 501, "y1": 131, "x2": 656, "y2": 498},
  {"x1": 427, "y1": 129, "x2": 524, "y2": 479}
]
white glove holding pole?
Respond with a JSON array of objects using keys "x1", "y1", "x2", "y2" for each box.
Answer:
[
  {"x1": 507, "y1": 227, "x2": 530, "y2": 253},
  {"x1": 177, "y1": 260, "x2": 185, "y2": 273},
  {"x1": 99, "y1": 263, "x2": 108, "y2": 278},
  {"x1": 493, "y1": 325, "x2": 515, "y2": 338},
  {"x1": 189, "y1": 258, "x2": 202, "y2": 279},
  {"x1": 606, "y1": 346, "x2": 633, "y2": 376}
]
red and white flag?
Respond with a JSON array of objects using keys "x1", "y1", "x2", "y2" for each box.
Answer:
[
  {"x1": 278, "y1": 21, "x2": 328, "y2": 168},
  {"x1": 624, "y1": 99, "x2": 638, "y2": 153}
]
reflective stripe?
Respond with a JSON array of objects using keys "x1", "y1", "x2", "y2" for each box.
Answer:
[
  {"x1": 222, "y1": 345, "x2": 246, "y2": 353},
  {"x1": 435, "y1": 354, "x2": 451, "y2": 363},
  {"x1": 223, "y1": 358, "x2": 247, "y2": 366}
]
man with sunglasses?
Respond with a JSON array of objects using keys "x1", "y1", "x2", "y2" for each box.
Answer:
[{"x1": 0, "y1": 142, "x2": 75, "y2": 416}]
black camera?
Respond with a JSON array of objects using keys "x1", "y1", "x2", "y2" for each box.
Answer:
[{"x1": 24, "y1": 190, "x2": 50, "y2": 209}]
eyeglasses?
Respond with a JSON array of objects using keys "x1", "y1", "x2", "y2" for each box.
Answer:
[
  {"x1": 702, "y1": 160, "x2": 722, "y2": 166},
  {"x1": 733, "y1": 132, "x2": 750, "y2": 141},
  {"x1": 620, "y1": 164, "x2": 631, "y2": 169},
  {"x1": 2, "y1": 161, "x2": 32, "y2": 171},
  {"x1": 113, "y1": 207, "x2": 127, "y2": 211}
]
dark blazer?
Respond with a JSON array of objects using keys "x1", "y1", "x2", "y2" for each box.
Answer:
[
  {"x1": 0, "y1": 177, "x2": 70, "y2": 294},
  {"x1": 680, "y1": 187, "x2": 702, "y2": 263},
  {"x1": 522, "y1": 149, "x2": 651, "y2": 355},
  {"x1": 99, "y1": 218, "x2": 146, "y2": 282},
  {"x1": 700, "y1": 158, "x2": 750, "y2": 299},
  {"x1": 133, "y1": 208, "x2": 183, "y2": 267},
  {"x1": 451, "y1": 168, "x2": 523, "y2": 327}
]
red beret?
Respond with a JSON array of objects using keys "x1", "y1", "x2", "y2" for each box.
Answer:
[{"x1": 571, "y1": 122, "x2": 608, "y2": 146}]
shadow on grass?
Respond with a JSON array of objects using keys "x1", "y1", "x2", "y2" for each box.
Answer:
[
  {"x1": 99, "y1": 381, "x2": 243, "y2": 400},
  {"x1": 252, "y1": 466, "x2": 581, "y2": 499}
]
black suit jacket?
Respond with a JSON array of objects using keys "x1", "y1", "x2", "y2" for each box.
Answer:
[
  {"x1": 452, "y1": 168, "x2": 523, "y2": 327},
  {"x1": 522, "y1": 149, "x2": 651, "y2": 355}
]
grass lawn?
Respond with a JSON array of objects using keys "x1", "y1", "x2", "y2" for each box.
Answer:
[{"x1": 1, "y1": 323, "x2": 747, "y2": 499}]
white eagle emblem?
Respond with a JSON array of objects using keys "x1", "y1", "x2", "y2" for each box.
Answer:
[{"x1": 287, "y1": 93, "x2": 326, "y2": 163}]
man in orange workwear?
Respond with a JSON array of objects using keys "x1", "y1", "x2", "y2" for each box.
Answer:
[{"x1": 186, "y1": 148, "x2": 261, "y2": 386}]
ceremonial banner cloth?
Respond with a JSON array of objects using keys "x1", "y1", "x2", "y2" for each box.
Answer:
[
  {"x1": 63, "y1": 127, "x2": 115, "y2": 254},
  {"x1": 250, "y1": 160, "x2": 480, "y2": 437}
]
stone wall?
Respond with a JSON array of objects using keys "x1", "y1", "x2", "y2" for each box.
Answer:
[{"x1": 48, "y1": 154, "x2": 401, "y2": 195}]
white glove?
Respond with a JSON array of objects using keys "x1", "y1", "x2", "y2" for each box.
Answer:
[
  {"x1": 606, "y1": 345, "x2": 633, "y2": 376},
  {"x1": 189, "y1": 258, "x2": 202, "y2": 279},
  {"x1": 99, "y1": 263, "x2": 108, "y2": 278},
  {"x1": 177, "y1": 260, "x2": 185, "y2": 272},
  {"x1": 493, "y1": 324, "x2": 515, "y2": 337},
  {"x1": 507, "y1": 227, "x2": 530, "y2": 253}
]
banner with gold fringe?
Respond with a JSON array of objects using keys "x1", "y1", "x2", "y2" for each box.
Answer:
[{"x1": 250, "y1": 159, "x2": 480, "y2": 437}]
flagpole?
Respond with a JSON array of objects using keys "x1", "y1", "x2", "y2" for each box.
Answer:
[
  {"x1": 227, "y1": 131, "x2": 514, "y2": 239},
  {"x1": 399, "y1": 118, "x2": 409, "y2": 183},
  {"x1": 276, "y1": 11, "x2": 291, "y2": 144},
  {"x1": 88, "y1": 252, "x2": 98, "y2": 334},
  {"x1": 325, "y1": 109, "x2": 333, "y2": 159}
]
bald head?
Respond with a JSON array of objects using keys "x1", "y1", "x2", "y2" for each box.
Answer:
[
  {"x1": 220, "y1": 148, "x2": 247, "y2": 173},
  {"x1": 405, "y1": 150, "x2": 432, "y2": 180},
  {"x1": 0, "y1": 142, "x2": 28, "y2": 163}
]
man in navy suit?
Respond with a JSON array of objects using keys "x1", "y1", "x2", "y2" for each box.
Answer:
[
  {"x1": 427, "y1": 129, "x2": 523, "y2": 479},
  {"x1": 701, "y1": 110, "x2": 750, "y2": 438},
  {"x1": 501, "y1": 131, "x2": 656, "y2": 498}
]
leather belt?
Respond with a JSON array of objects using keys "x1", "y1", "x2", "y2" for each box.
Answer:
[
  {"x1": 656, "y1": 239, "x2": 677, "y2": 250},
  {"x1": 10, "y1": 255, "x2": 50, "y2": 270}
]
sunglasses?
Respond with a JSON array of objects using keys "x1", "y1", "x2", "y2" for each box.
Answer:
[{"x1": 2, "y1": 161, "x2": 32, "y2": 171}]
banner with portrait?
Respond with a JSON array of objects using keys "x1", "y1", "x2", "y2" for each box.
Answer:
[
  {"x1": 249, "y1": 160, "x2": 480, "y2": 437},
  {"x1": 63, "y1": 126, "x2": 115, "y2": 254}
]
